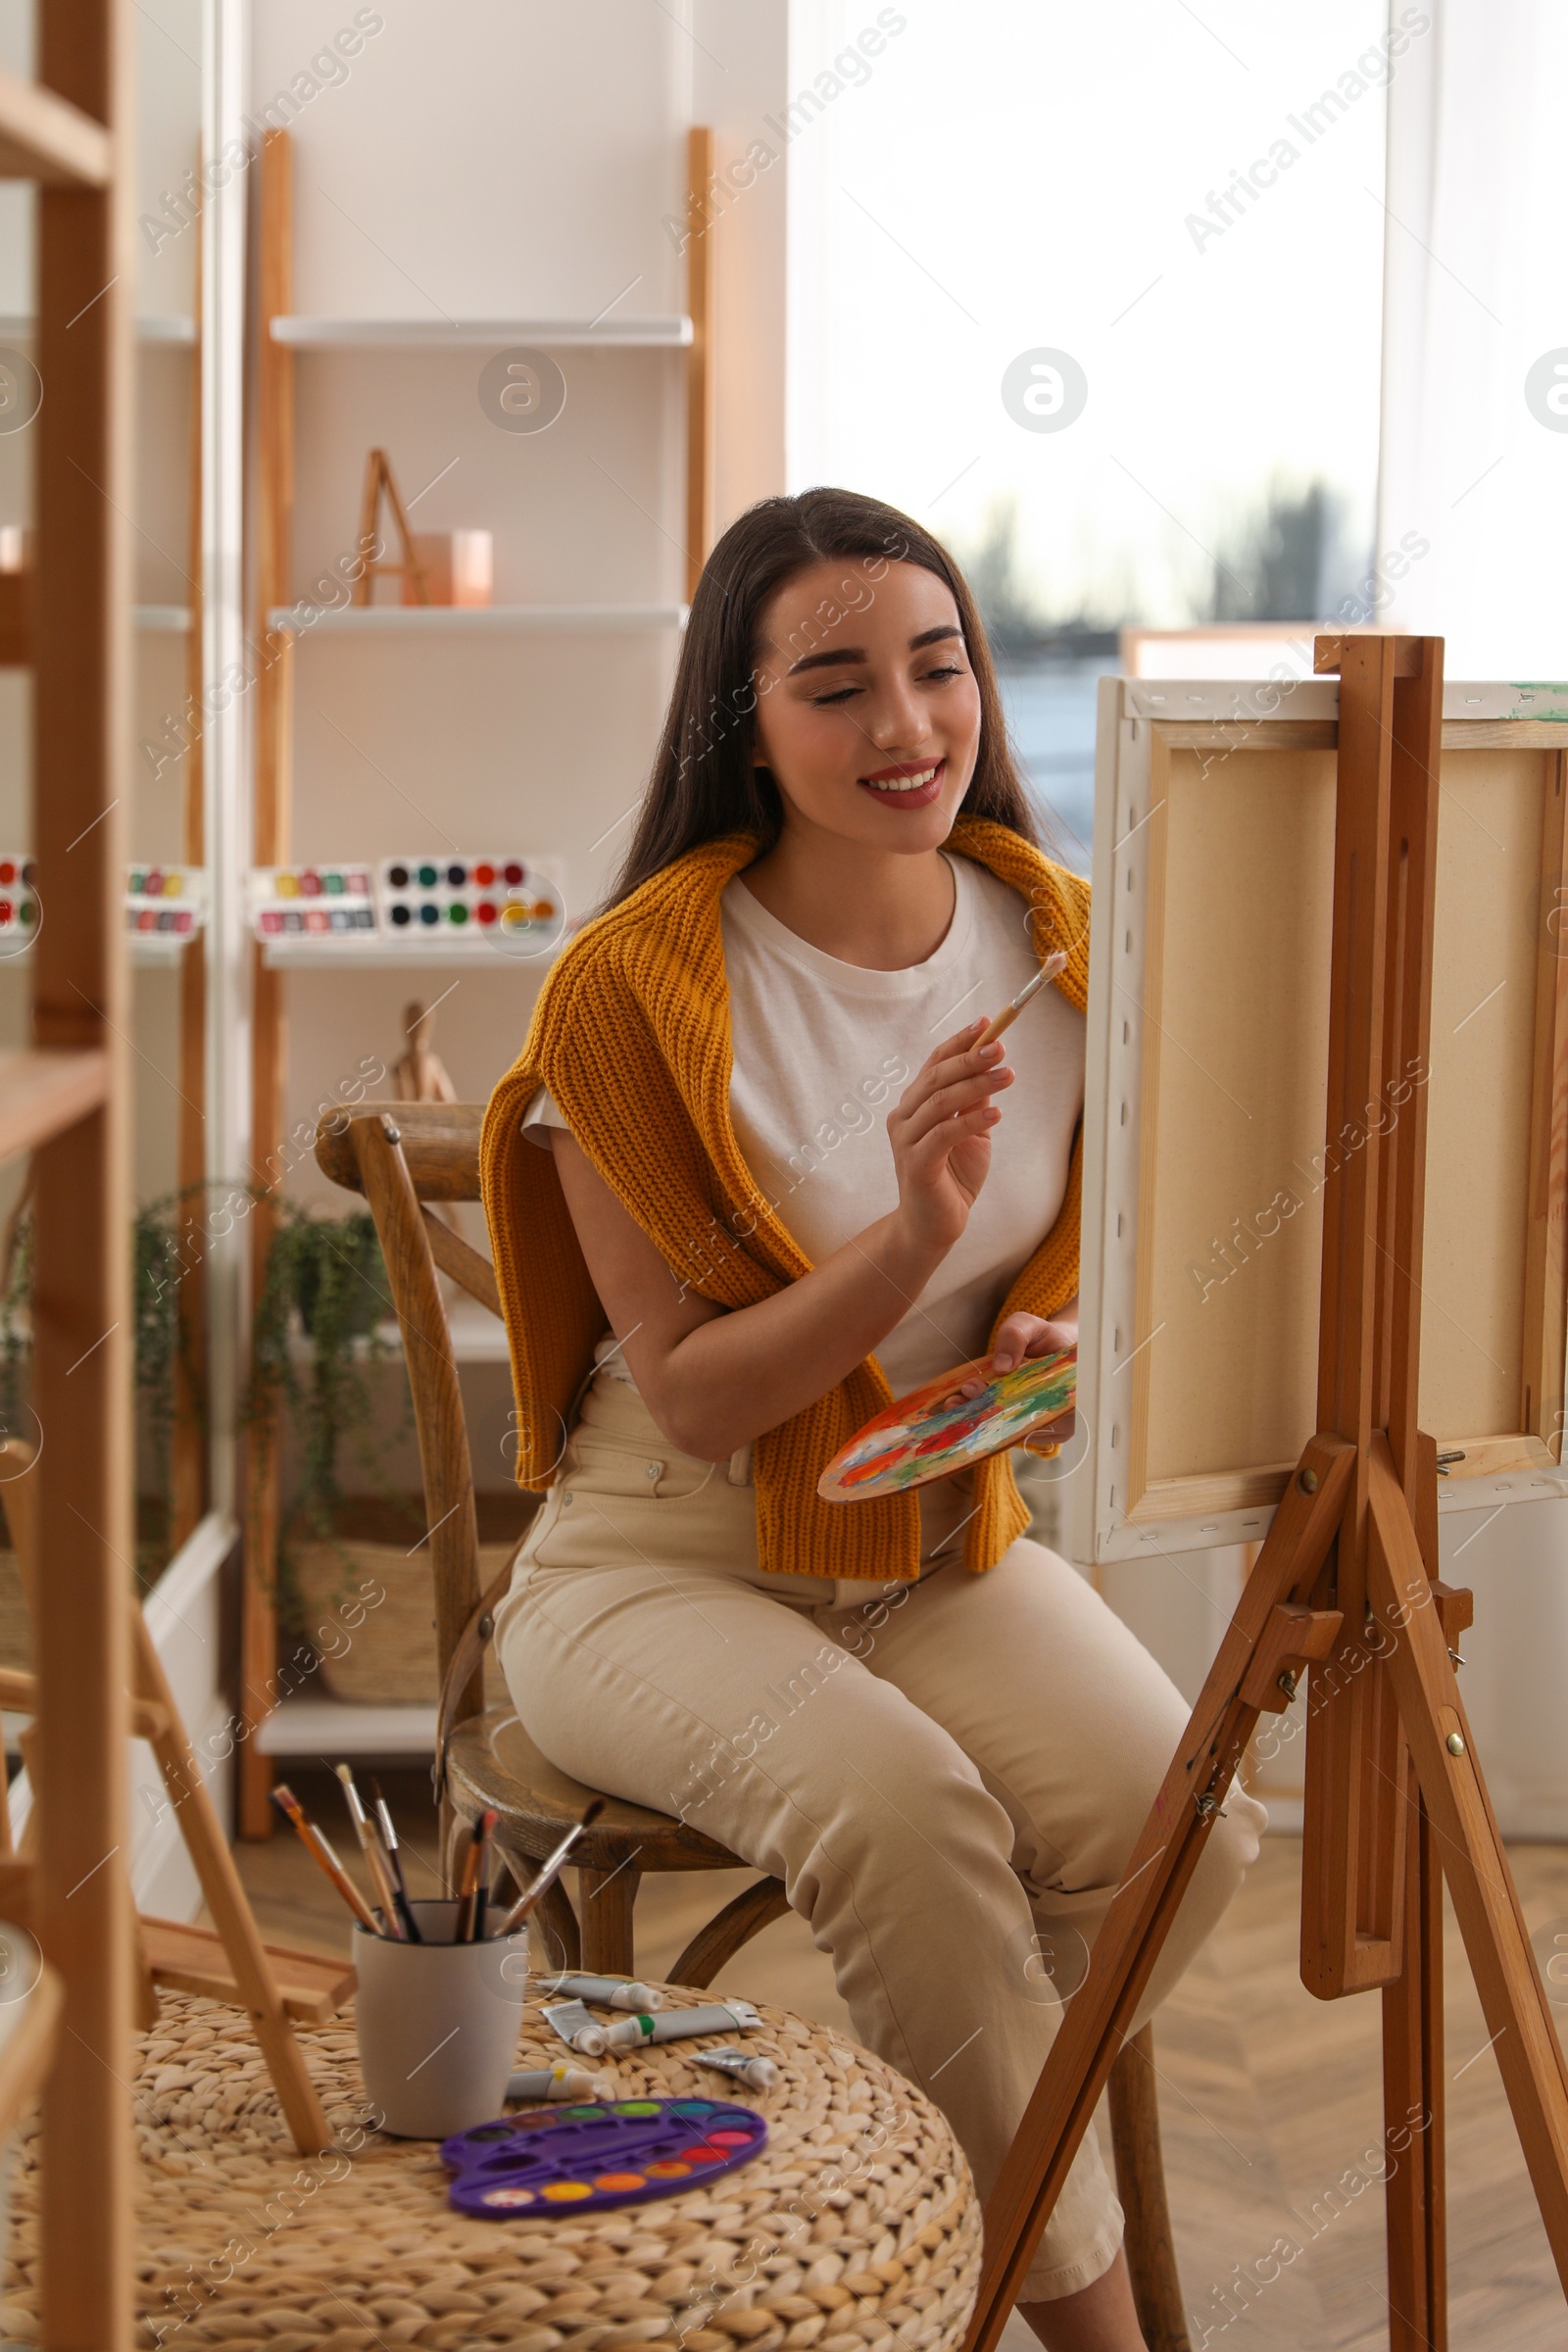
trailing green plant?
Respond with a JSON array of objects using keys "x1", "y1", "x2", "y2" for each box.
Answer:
[
  {"x1": 0, "y1": 1183, "x2": 30, "y2": 1452},
  {"x1": 0, "y1": 1186, "x2": 204, "y2": 1584},
  {"x1": 0, "y1": 1185, "x2": 411, "y2": 1606},
  {"x1": 134, "y1": 1195, "x2": 193, "y2": 1565},
  {"x1": 245, "y1": 1202, "x2": 408, "y2": 1614}
]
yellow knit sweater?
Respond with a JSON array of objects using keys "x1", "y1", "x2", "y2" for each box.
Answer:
[{"x1": 480, "y1": 817, "x2": 1090, "y2": 1582}]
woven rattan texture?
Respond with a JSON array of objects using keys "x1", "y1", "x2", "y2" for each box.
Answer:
[{"x1": 3, "y1": 1983, "x2": 980, "y2": 2352}]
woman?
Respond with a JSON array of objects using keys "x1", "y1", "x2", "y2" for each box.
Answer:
[{"x1": 481, "y1": 488, "x2": 1264, "y2": 2352}]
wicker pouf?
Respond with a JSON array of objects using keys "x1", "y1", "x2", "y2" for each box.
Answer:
[{"x1": 2, "y1": 1981, "x2": 981, "y2": 2352}]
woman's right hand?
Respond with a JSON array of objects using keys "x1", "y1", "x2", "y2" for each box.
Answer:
[{"x1": 885, "y1": 1019, "x2": 1013, "y2": 1261}]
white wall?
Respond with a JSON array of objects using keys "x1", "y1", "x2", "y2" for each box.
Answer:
[
  {"x1": 1377, "y1": 0, "x2": 1568, "y2": 673},
  {"x1": 248, "y1": 2, "x2": 791, "y2": 1225}
]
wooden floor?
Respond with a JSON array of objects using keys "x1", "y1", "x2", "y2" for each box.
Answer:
[{"x1": 231, "y1": 1770, "x2": 1568, "y2": 2349}]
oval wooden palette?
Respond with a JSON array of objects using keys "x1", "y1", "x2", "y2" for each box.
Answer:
[
  {"x1": 441, "y1": 2096, "x2": 768, "y2": 2218},
  {"x1": 818, "y1": 1347, "x2": 1076, "y2": 1502}
]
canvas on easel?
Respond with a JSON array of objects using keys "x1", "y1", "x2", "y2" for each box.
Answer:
[{"x1": 1073, "y1": 671, "x2": 1568, "y2": 1568}]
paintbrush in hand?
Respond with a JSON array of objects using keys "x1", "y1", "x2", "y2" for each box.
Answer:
[{"x1": 976, "y1": 950, "x2": 1068, "y2": 1048}]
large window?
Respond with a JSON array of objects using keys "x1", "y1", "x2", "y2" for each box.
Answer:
[{"x1": 787, "y1": 0, "x2": 1395, "y2": 857}]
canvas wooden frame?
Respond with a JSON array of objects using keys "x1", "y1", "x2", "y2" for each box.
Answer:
[{"x1": 1074, "y1": 675, "x2": 1568, "y2": 1565}]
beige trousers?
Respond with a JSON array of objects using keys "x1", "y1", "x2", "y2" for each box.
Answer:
[{"x1": 494, "y1": 1376, "x2": 1266, "y2": 2302}]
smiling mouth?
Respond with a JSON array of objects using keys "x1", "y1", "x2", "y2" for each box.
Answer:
[{"x1": 858, "y1": 759, "x2": 945, "y2": 808}]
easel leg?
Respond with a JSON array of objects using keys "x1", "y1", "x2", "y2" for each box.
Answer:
[
  {"x1": 1382, "y1": 1775, "x2": 1446, "y2": 2352},
  {"x1": 1368, "y1": 1451, "x2": 1568, "y2": 2283},
  {"x1": 961, "y1": 1438, "x2": 1353, "y2": 2352},
  {"x1": 133, "y1": 1614, "x2": 332, "y2": 2154}
]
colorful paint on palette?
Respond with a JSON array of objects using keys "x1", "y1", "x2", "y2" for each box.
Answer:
[
  {"x1": 818, "y1": 1347, "x2": 1078, "y2": 1502},
  {"x1": 0, "y1": 856, "x2": 37, "y2": 936},
  {"x1": 249, "y1": 864, "x2": 377, "y2": 939},
  {"x1": 440, "y1": 2097, "x2": 767, "y2": 2219},
  {"x1": 379, "y1": 855, "x2": 562, "y2": 942}
]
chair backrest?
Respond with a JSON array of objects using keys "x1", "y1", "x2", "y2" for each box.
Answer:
[{"x1": 314, "y1": 1103, "x2": 501, "y2": 1727}]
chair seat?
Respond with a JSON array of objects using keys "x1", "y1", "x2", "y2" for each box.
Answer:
[{"x1": 446, "y1": 1704, "x2": 744, "y2": 1872}]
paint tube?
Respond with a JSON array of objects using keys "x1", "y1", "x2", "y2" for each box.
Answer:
[
  {"x1": 540, "y1": 1972, "x2": 665, "y2": 2013},
  {"x1": 694, "y1": 2044, "x2": 779, "y2": 2090},
  {"x1": 543, "y1": 1999, "x2": 613, "y2": 2056},
  {"x1": 507, "y1": 2062, "x2": 615, "y2": 2102},
  {"x1": 599, "y1": 1999, "x2": 762, "y2": 2050}
]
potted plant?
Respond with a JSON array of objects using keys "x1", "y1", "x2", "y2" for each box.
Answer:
[
  {"x1": 246, "y1": 1202, "x2": 515, "y2": 1705},
  {"x1": 0, "y1": 1187, "x2": 210, "y2": 1627}
]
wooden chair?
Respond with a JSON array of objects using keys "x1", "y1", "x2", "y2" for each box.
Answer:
[{"x1": 316, "y1": 1101, "x2": 1191, "y2": 2352}]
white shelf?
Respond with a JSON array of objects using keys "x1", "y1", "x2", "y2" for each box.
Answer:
[
  {"x1": 261, "y1": 930, "x2": 562, "y2": 971},
  {"x1": 270, "y1": 315, "x2": 692, "y2": 350},
  {"x1": 0, "y1": 933, "x2": 203, "y2": 969},
  {"x1": 286, "y1": 1300, "x2": 507, "y2": 1367},
  {"x1": 0, "y1": 315, "x2": 196, "y2": 345},
  {"x1": 130, "y1": 930, "x2": 200, "y2": 966},
  {"x1": 267, "y1": 602, "x2": 686, "y2": 636},
  {"x1": 445, "y1": 1299, "x2": 509, "y2": 1363},
  {"x1": 135, "y1": 604, "x2": 192, "y2": 632},
  {"x1": 256, "y1": 1694, "x2": 437, "y2": 1757}
]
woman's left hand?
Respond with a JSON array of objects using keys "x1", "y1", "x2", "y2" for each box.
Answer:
[
  {"x1": 989, "y1": 1308, "x2": 1076, "y2": 1374},
  {"x1": 939, "y1": 1300, "x2": 1079, "y2": 1406}
]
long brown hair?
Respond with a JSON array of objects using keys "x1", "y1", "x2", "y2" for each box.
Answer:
[{"x1": 609, "y1": 487, "x2": 1039, "y2": 904}]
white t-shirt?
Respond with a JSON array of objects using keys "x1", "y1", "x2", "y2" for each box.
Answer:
[{"x1": 523, "y1": 855, "x2": 1084, "y2": 1396}]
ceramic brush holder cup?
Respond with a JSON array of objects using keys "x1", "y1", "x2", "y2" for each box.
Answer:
[{"x1": 354, "y1": 1899, "x2": 527, "y2": 2137}]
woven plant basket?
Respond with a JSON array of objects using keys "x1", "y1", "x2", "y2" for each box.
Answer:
[
  {"x1": 2, "y1": 1983, "x2": 981, "y2": 2352},
  {"x1": 293, "y1": 1539, "x2": 517, "y2": 1705}
]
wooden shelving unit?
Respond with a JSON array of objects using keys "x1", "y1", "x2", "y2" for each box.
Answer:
[
  {"x1": 237, "y1": 124, "x2": 718, "y2": 1824},
  {"x1": 0, "y1": 8, "x2": 138, "y2": 2339},
  {"x1": 0, "y1": 266, "x2": 209, "y2": 1561}
]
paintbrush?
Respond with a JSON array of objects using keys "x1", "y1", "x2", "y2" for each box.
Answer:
[
  {"x1": 368, "y1": 1775, "x2": 422, "y2": 1942},
  {"x1": 270, "y1": 1783, "x2": 382, "y2": 1936},
  {"x1": 494, "y1": 1799, "x2": 605, "y2": 1938},
  {"x1": 976, "y1": 949, "x2": 1068, "y2": 1049},
  {"x1": 334, "y1": 1762, "x2": 407, "y2": 1940},
  {"x1": 455, "y1": 1808, "x2": 498, "y2": 1943}
]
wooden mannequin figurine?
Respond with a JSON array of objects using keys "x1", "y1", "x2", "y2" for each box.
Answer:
[
  {"x1": 394, "y1": 1003, "x2": 459, "y2": 1235},
  {"x1": 394, "y1": 1001, "x2": 457, "y2": 1105}
]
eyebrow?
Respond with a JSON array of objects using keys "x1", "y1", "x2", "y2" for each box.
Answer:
[{"x1": 786, "y1": 623, "x2": 964, "y2": 677}]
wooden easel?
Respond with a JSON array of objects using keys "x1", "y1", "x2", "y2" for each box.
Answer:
[
  {"x1": 2, "y1": 1444, "x2": 349, "y2": 2155},
  {"x1": 963, "y1": 635, "x2": 1568, "y2": 2352},
  {"x1": 353, "y1": 447, "x2": 429, "y2": 607}
]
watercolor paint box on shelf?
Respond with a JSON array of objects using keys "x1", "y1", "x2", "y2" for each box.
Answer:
[
  {"x1": 0, "y1": 856, "x2": 37, "y2": 938},
  {"x1": 126, "y1": 865, "x2": 207, "y2": 938},
  {"x1": 0, "y1": 859, "x2": 210, "y2": 947},
  {"x1": 379, "y1": 856, "x2": 564, "y2": 943},
  {"x1": 250, "y1": 863, "x2": 378, "y2": 939}
]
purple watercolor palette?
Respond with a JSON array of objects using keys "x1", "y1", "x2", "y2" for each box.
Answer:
[{"x1": 441, "y1": 2096, "x2": 768, "y2": 2218}]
